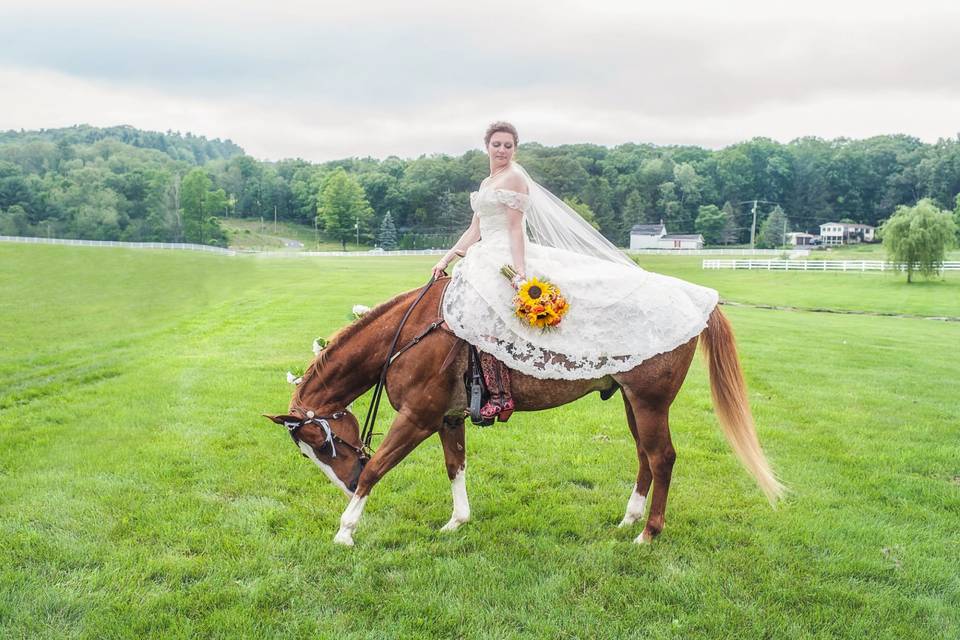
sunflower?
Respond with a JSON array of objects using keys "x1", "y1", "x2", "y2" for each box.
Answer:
[{"x1": 517, "y1": 277, "x2": 552, "y2": 306}]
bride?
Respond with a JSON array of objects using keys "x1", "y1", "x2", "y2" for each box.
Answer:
[{"x1": 432, "y1": 122, "x2": 719, "y2": 421}]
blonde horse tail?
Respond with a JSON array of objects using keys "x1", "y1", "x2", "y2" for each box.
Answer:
[{"x1": 700, "y1": 306, "x2": 785, "y2": 505}]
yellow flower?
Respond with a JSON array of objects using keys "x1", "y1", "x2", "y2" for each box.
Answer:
[{"x1": 517, "y1": 277, "x2": 552, "y2": 306}]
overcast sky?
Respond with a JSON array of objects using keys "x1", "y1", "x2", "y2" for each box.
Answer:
[{"x1": 1, "y1": 0, "x2": 958, "y2": 161}]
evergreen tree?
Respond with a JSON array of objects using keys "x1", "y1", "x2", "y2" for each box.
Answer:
[
  {"x1": 378, "y1": 211, "x2": 398, "y2": 250},
  {"x1": 757, "y1": 205, "x2": 788, "y2": 248}
]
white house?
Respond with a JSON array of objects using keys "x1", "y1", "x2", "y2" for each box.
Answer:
[
  {"x1": 630, "y1": 222, "x2": 704, "y2": 250},
  {"x1": 819, "y1": 222, "x2": 876, "y2": 245},
  {"x1": 629, "y1": 223, "x2": 666, "y2": 248}
]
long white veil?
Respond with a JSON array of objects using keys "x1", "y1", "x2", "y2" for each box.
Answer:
[{"x1": 511, "y1": 162, "x2": 640, "y2": 269}]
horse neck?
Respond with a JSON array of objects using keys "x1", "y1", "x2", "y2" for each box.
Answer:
[{"x1": 295, "y1": 291, "x2": 418, "y2": 409}]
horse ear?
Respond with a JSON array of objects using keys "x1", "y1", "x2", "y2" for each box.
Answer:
[{"x1": 263, "y1": 413, "x2": 298, "y2": 425}]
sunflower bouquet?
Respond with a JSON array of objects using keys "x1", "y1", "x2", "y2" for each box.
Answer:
[{"x1": 500, "y1": 265, "x2": 570, "y2": 330}]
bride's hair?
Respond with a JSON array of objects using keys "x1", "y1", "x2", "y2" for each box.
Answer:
[{"x1": 484, "y1": 121, "x2": 519, "y2": 146}]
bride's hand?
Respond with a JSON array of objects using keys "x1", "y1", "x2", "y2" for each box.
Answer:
[{"x1": 431, "y1": 259, "x2": 448, "y2": 279}]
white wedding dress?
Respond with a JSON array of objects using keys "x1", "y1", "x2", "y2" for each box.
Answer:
[{"x1": 441, "y1": 177, "x2": 720, "y2": 380}]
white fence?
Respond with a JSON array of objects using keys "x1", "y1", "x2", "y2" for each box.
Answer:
[
  {"x1": 627, "y1": 248, "x2": 803, "y2": 256},
  {"x1": 249, "y1": 249, "x2": 445, "y2": 257},
  {"x1": 703, "y1": 259, "x2": 960, "y2": 272},
  {"x1": 0, "y1": 235, "x2": 236, "y2": 255}
]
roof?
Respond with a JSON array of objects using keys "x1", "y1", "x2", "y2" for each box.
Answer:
[
  {"x1": 630, "y1": 223, "x2": 665, "y2": 235},
  {"x1": 820, "y1": 222, "x2": 876, "y2": 230},
  {"x1": 663, "y1": 234, "x2": 703, "y2": 240}
]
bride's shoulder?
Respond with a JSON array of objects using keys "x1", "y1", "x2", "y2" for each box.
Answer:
[{"x1": 497, "y1": 170, "x2": 529, "y2": 195}]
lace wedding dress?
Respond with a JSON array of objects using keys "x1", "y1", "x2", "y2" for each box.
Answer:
[{"x1": 441, "y1": 172, "x2": 719, "y2": 381}]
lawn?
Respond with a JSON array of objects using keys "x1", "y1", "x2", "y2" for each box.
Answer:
[
  {"x1": 221, "y1": 218, "x2": 360, "y2": 252},
  {"x1": 1, "y1": 244, "x2": 958, "y2": 639}
]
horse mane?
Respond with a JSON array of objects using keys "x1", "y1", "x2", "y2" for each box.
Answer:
[{"x1": 297, "y1": 287, "x2": 418, "y2": 391}]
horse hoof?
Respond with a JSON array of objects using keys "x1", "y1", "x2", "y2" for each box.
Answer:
[
  {"x1": 333, "y1": 531, "x2": 355, "y2": 546},
  {"x1": 440, "y1": 518, "x2": 466, "y2": 532},
  {"x1": 632, "y1": 533, "x2": 649, "y2": 544}
]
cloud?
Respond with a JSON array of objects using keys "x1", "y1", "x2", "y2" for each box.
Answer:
[{"x1": 1, "y1": 0, "x2": 959, "y2": 160}]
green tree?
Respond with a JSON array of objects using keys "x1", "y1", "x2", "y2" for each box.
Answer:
[
  {"x1": 378, "y1": 211, "x2": 398, "y2": 250},
  {"x1": 720, "y1": 201, "x2": 739, "y2": 244},
  {"x1": 757, "y1": 205, "x2": 788, "y2": 248},
  {"x1": 658, "y1": 181, "x2": 682, "y2": 229},
  {"x1": 695, "y1": 204, "x2": 726, "y2": 245},
  {"x1": 620, "y1": 190, "x2": 646, "y2": 236},
  {"x1": 880, "y1": 199, "x2": 958, "y2": 282},
  {"x1": 0, "y1": 204, "x2": 30, "y2": 235},
  {"x1": 954, "y1": 193, "x2": 960, "y2": 242},
  {"x1": 317, "y1": 168, "x2": 374, "y2": 247},
  {"x1": 180, "y1": 168, "x2": 228, "y2": 245}
]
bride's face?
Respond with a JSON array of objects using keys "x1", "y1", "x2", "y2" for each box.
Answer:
[{"x1": 487, "y1": 132, "x2": 516, "y2": 168}]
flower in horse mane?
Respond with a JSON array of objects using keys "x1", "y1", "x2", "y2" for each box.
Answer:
[
  {"x1": 352, "y1": 304, "x2": 371, "y2": 319},
  {"x1": 313, "y1": 336, "x2": 328, "y2": 356},
  {"x1": 500, "y1": 265, "x2": 570, "y2": 331},
  {"x1": 286, "y1": 366, "x2": 305, "y2": 385}
]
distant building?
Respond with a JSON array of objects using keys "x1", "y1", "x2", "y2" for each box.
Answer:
[
  {"x1": 630, "y1": 221, "x2": 704, "y2": 250},
  {"x1": 819, "y1": 222, "x2": 876, "y2": 245},
  {"x1": 787, "y1": 232, "x2": 816, "y2": 246}
]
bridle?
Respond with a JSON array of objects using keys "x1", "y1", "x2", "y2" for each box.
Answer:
[
  {"x1": 281, "y1": 410, "x2": 368, "y2": 460},
  {"x1": 282, "y1": 409, "x2": 370, "y2": 493}
]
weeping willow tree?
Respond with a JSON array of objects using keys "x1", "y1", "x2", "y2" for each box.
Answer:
[{"x1": 880, "y1": 199, "x2": 957, "y2": 282}]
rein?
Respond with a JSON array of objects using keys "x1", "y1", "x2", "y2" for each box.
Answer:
[
  {"x1": 278, "y1": 275, "x2": 448, "y2": 476},
  {"x1": 359, "y1": 275, "x2": 444, "y2": 451}
]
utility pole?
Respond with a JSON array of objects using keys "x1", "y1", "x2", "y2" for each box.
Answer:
[
  {"x1": 739, "y1": 199, "x2": 781, "y2": 250},
  {"x1": 783, "y1": 215, "x2": 788, "y2": 248},
  {"x1": 274, "y1": 205, "x2": 278, "y2": 234},
  {"x1": 355, "y1": 217, "x2": 360, "y2": 249}
]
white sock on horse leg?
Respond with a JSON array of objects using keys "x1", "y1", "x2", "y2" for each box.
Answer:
[
  {"x1": 441, "y1": 465, "x2": 470, "y2": 531},
  {"x1": 618, "y1": 487, "x2": 646, "y2": 527},
  {"x1": 333, "y1": 494, "x2": 367, "y2": 546}
]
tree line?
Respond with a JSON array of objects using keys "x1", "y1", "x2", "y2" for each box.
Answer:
[{"x1": 1, "y1": 125, "x2": 959, "y2": 248}]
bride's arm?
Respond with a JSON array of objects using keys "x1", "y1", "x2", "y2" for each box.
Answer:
[
  {"x1": 502, "y1": 173, "x2": 529, "y2": 283},
  {"x1": 432, "y1": 214, "x2": 480, "y2": 277},
  {"x1": 506, "y1": 209, "x2": 526, "y2": 282}
]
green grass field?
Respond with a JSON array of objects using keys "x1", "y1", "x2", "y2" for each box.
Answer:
[
  {"x1": 221, "y1": 218, "x2": 359, "y2": 252},
  {"x1": 1, "y1": 244, "x2": 958, "y2": 639}
]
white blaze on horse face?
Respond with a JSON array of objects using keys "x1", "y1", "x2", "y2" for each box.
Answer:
[
  {"x1": 297, "y1": 441, "x2": 352, "y2": 497},
  {"x1": 333, "y1": 494, "x2": 367, "y2": 546},
  {"x1": 617, "y1": 487, "x2": 647, "y2": 528},
  {"x1": 440, "y1": 465, "x2": 470, "y2": 532}
]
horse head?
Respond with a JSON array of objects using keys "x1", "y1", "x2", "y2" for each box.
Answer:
[{"x1": 263, "y1": 409, "x2": 368, "y2": 497}]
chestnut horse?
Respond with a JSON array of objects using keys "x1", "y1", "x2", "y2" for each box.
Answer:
[{"x1": 265, "y1": 277, "x2": 783, "y2": 546}]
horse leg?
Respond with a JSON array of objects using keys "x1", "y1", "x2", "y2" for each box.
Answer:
[
  {"x1": 618, "y1": 391, "x2": 653, "y2": 527},
  {"x1": 437, "y1": 414, "x2": 470, "y2": 531},
  {"x1": 621, "y1": 390, "x2": 675, "y2": 544},
  {"x1": 333, "y1": 409, "x2": 438, "y2": 546}
]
